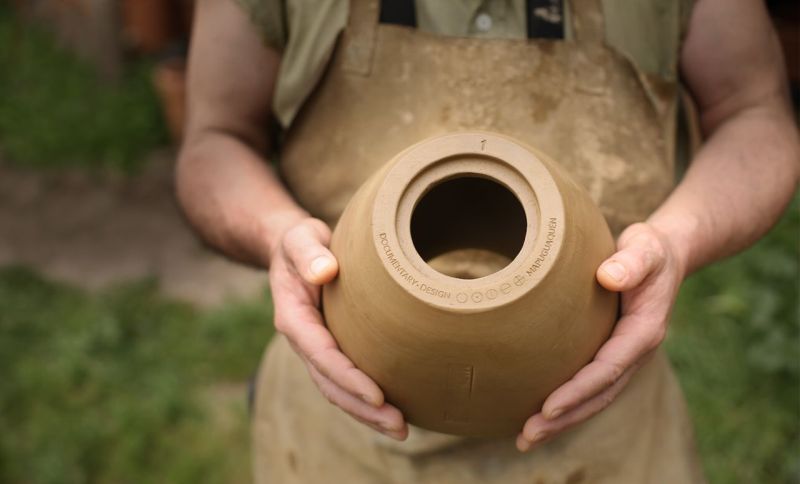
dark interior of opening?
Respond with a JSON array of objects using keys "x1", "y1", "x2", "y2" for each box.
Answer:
[{"x1": 410, "y1": 176, "x2": 527, "y2": 279}]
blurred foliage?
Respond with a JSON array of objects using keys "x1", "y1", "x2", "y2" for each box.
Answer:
[
  {"x1": 0, "y1": 269, "x2": 273, "y2": 484},
  {"x1": 0, "y1": 5, "x2": 168, "y2": 172},
  {"x1": 667, "y1": 195, "x2": 800, "y2": 484}
]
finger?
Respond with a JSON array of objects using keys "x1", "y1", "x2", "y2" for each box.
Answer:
[
  {"x1": 597, "y1": 240, "x2": 663, "y2": 292},
  {"x1": 365, "y1": 423, "x2": 408, "y2": 440},
  {"x1": 282, "y1": 219, "x2": 339, "y2": 285},
  {"x1": 277, "y1": 302, "x2": 385, "y2": 407},
  {"x1": 309, "y1": 345, "x2": 386, "y2": 407},
  {"x1": 353, "y1": 415, "x2": 409, "y2": 441},
  {"x1": 518, "y1": 365, "x2": 635, "y2": 452},
  {"x1": 306, "y1": 363, "x2": 408, "y2": 440},
  {"x1": 539, "y1": 312, "x2": 664, "y2": 419}
]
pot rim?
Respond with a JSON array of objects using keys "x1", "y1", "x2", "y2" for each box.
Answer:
[{"x1": 371, "y1": 131, "x2": 566, "y2": 313}]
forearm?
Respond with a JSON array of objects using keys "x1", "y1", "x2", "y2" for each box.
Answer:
[
  {"x1": 176, "y1": 131, "x2": 307, "y2": 267},
  {"x1": 176, "y1": 0, "x2": 299, "y2": 267},
  {"x1": 648, "y1": 96, "x2": 799, "y2": 277}
]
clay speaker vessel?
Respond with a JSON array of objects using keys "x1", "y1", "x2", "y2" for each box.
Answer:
[{"x1": 322, "y1": 132, "x2": 618, "y2": 437}]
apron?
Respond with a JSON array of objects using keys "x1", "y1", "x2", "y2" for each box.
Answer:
[{"x1": 254, "y1": 0, "x2": 706, "y2": 481}]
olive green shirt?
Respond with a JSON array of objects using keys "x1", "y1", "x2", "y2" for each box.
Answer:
[{"x1": 237, "y1": 0, "x2": 692, "y2": 127}]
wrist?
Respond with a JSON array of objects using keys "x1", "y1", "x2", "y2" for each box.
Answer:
[
  {"x1": 258, "y1": 208, "x2": 310, "y2": 266},
  {"x1": 646, "y1": 211, "x2": 704, "y2": 280}
]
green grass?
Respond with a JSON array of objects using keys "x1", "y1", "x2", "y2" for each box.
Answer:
[
  {"x1": 0, "y1": 5, "x2": 168, "y2": 172},
  {"x1": 0, "y1": 270, "x2": 273, "y2": 484},
  {"x1": 667, "y1": 196, "x2": 800, "y2": 484}
]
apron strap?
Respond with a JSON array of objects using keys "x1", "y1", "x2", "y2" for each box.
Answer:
[
  {"x1": 342, "y1": 0, "x2": 379, "y2": 76},
  {"x1": 379, "y1": 0, "x2": 417, "y2": 27},
  {"x1": 526, "y1": 0, "x2": 566, "y2": 39},
  {"x1": 343, "y1": 0, "x2": 607, "y2": 76},
  {"x1": 569, "y1": 0, "x2": 606, "y2": 43}
]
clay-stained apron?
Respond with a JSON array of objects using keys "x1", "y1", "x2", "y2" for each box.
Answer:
[{"x1": 280, "y1": 0, "x2": 677, "y2": 237}]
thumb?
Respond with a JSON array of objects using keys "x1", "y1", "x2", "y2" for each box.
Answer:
[
  {"x1": 282, "y1": 219, "x2": 339, "y2": 285},
  {"x1": 596, "y1": 229, "x2": 664, "y2": 292}
]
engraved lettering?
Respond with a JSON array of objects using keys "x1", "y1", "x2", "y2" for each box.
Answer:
[
  {"x1": 526, "y1": 217, "x2": 559, "y2": 275},
  {"x1": 378, "y1": 233, "x2": 450, "y2": 299}
]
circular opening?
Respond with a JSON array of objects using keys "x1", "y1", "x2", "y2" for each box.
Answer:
[{"x1": 410, "y1": 176, "x2": 528, "y2": 280}]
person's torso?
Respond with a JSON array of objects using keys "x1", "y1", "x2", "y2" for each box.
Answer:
[
  {"x1": 251, "y1": 3, "x2": 706, "y2": 478},
  {"x1": 276, "y1": 0, "x2": 690, "y2": 235}
]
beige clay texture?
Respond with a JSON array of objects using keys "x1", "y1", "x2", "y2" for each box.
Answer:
[{"x1": 323, "y1": 132, "x2": 618, "y2": 437}]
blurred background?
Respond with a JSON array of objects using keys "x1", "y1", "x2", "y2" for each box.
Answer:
[{"x1": 0, "y1": 1, "x2": 797, "y2": 483}]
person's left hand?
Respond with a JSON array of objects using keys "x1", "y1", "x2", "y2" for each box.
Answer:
[{"x1": 516, "y1": 222, "x2": 687, "y2": 452}]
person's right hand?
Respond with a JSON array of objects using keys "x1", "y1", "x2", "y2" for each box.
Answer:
[{"x1": 268, "y1": 217, "x2": 409, "y2": 440}]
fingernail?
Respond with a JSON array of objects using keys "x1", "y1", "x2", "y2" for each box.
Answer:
[
  {"x1": 531, "y1": 431, "x2": 548, "y2": 443},
  {"x1": 546, "y1": 408, "x2": 563, "y2": 420},
  {"x1": 602, "y1": 261, "x2": 626, "y2": 282},
  {"x1": 361, "y1": 393, "x2": 379, "y2": 407},
  {"x1": 382, "y1": 428, "x2": 406, "y2": 441},
  {"x1": 380, "y1": 420, "x2": 401, "y2": 432},
  {"x1": 310, "y1": 256, "x2": 331, "y2": 277},
  {"x1": 517, "y1": 435, "x2": 531, "y2": 452}
]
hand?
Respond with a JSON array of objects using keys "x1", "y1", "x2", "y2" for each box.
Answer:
[
  {"x1": 269, "y1": 217, "x2": 408, "y2": 440},
  {"x1": 516, "y1": 222, "x2": 686, "y2": 451}
]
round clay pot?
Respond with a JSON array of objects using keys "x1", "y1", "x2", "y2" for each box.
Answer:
[{"x1": 322, "y1": 132, "x2": 618, "y2": 437}]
